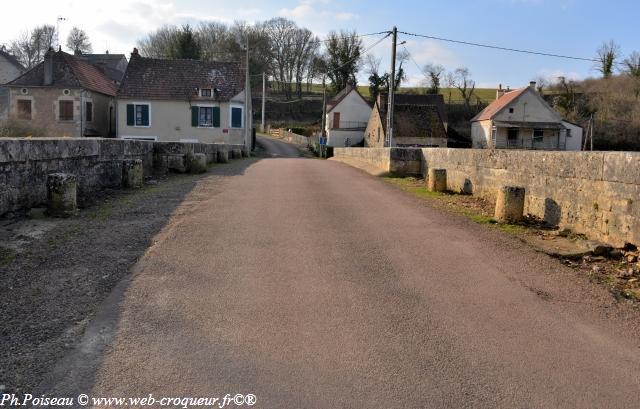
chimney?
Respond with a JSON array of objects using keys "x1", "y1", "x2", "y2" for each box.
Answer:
[
  {"x1": 43, "y1": 47, "x2": 54, "y2": 86},
  {"x1": 131, "y1": 48, "x2": 139, "y2": 59},
  {"x1": 529, "y1": 81, "x2": 537, "y2": 90},
  {"x1": 496, "y1": 83, "x2": 506, "y2": 100}
]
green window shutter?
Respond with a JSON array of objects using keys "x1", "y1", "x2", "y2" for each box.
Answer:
[
  {"x1": 191, "y1": 106, "x2": 199, "y2": 127},
  {"x1": 126, "y1": 104, "x2": 134, "y2": 126},
  {"x1": 140, "y1": 105, "x2": 149, "y2": 126},
  {"x1": 231, "y1": 107, "x2": 242, "y2": 128},
  {"x1": 212, "y1": 107, "x2": 220, "y2": 127}
]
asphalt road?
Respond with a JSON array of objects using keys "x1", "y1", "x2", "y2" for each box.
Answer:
[{"x1": 48, "y1": 136, "x2": 640, "y2": 408}]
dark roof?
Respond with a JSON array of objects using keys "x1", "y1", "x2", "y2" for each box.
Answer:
[
  {"x1": 0, "y1": 49, "x2": 25, "y2": 71},
  {"x1": 79, "y1": 53, "x2": 128, "y2": 83},
  {"x1": 8, "y1": 50, "x2": 117, "y2": 96},
  {"x1": 378, "y1": 101, "x2": 447, "y2": 138},
  {"x1": 118, "y1": 53, "x2": 244, "y2": 101},
  {"x1": 379, "y1": 92, "x2": 448, "y2": 124}
]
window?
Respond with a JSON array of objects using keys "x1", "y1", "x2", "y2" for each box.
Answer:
[
  {"x1": 191, "y1": 106, "x2": 220, "y2": 128},
  {"x1": 59, "y1": 100, "x2": 74, "y2": 121},
  {"x1": 332, "y1": 112, "x2": 340, "y2": 129},
  {"x1": 491, "y1": 127, "x2": 497, "y2": 145},
  {"x1": 231, "y1": 106, "x2": 243, "y2": 128},
  {"x1": 566, "y1": 129, "x2": 572, "y2": 137},
  {"x1": 200, "y1": 88, "x2": 212, "y2": 97},
  {"x1": 533, "y1": 128, "x2": 544, "y2": 142},
  {"x1": 509, "y1": 107, "x2": 514, "y2": 114},
  {"x1": 507, "y1": 128, "x2": 519, "y2": 140},
  {"x1": 126, "y1": 104, "x2": 150, "y2": 127},
  {"x1": 199, "y1": 107, "x2": 213, "y2": 127},
  {"x1": 85, "y1": 101, "x2": 93, "y2": 122},
  {"x1": 17, "y1": 100, "x2": 32, "y2": 120}
]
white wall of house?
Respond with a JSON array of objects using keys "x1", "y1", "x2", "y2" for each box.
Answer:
[
  {"x1": 471, "y1": 120, "x2": 492, "y2": 148},
  {"x1": 562, "y1": 121, "x2": 583, "y2": 151},
  {"x1": 325, "y1": 90, "x2": 371, "y2": 147},
  {"x1": 117, "y1": 93, "x2": 246, "y2": 144},
  {"x1": 492, "y1": 88, "x2": 561, "y2": 124}
]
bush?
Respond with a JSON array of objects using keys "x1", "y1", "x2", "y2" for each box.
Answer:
[{"x1": 0, "y1": 119, "x2": 47, "y2": 138}]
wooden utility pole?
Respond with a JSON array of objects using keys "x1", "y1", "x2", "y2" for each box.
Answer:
[
  {"x1": 386, "y1": 26, "x2": 397, "y2": 147},
  {"x1": 261, "y1": 72, "x2": 266, "y2": 133},
  {"x1": 244, "y1": 37, "x2": 251, "y2": 151},
  {"x1": 320, "y1": 76, "x2": 327, "y2": 157}
]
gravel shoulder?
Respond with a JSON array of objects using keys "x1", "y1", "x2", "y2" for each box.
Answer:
[{"x1": 0, "y1": 159, "x2": 255, "y2": 394}]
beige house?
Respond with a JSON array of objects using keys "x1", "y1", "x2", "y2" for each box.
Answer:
[
  {"x1": 324, "y1": 85, "x2": 371, "y2": 147},
  {"x1": 364, "y1": 93, "x2": 448, "y2": 148},
  {"x1": 471, "y1": 82, "x2": 583, "y2": 150},
  {"x1": 117, "y1": 49, "x2": 248, "y2": 144},
  {"x1": 5, "y1": 48, "x2": 117, "y2": 137}
]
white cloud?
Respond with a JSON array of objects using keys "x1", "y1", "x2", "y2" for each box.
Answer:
[
  {"x1": 279, "y1": 0, "x2": 358, "y2": 24},
  {"x1": 536, "y1": 68, "x2": 584, "y2": 82}
]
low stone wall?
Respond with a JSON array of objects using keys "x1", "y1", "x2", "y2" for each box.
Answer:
[
  {"x1": 333, "y1": 147, "x2": 421, "y2": 176},
  {"x1": 332, "y1": 147, "x2": 640, "y2": 247},
  {"x1": 280, "y1": 130, "x2": 310, "y2": 146},
  {"x1": 0, "y1": 138, "x2": 244, "y2": 216}
]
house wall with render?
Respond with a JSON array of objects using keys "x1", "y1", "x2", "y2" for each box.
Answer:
[
  {"x1": 325, "y1": 90, "x2": 371, "y2": 147},
  {"x1": 117, "y1": 92, "x2": 246, "y2": 144}
]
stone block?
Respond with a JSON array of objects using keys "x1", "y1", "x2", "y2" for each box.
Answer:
[
  {"x1": 427, "y1": 168, "x2": 447, "y2": 192},
  {"x1": 47, "y1": 173, "x2": 77, "y2": 218},
  {"x1": 232, "y1": 148, "x2": 243, "y2": 159},
  {"x1": 217, "y1": 150, "x2": 229, "y2": 163},
  {"x1": 167, "y1": 154, "x2": 187, "y2": 173},
  {"x1": 122, "y1": 159, "x2": 143, "y2": 188},
  {"x1": 495, "y1": 186, "x2": 526, "y2": 223},
  {"x1": 187, "y1": 153, "x2": 207, "y2": 174}
]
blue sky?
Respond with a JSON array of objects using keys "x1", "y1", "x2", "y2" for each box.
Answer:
[{"x1": 2, "y1": 0, "x2": 639, "y2": 88}]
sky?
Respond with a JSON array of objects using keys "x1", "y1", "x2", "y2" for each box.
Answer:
[{"x1": 1, "y1": 0, "x2": 639, "y2": 88}]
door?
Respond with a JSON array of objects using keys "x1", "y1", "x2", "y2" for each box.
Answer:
[
  {"x1": 507, "y1": 128, "x2": 519, "y2": 148},
  {"x1": 333, "y1": 112, "x2": 340, "y2": 129}
]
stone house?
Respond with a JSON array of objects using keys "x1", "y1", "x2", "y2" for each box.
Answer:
[
  {"x1": 471, "y1": 82, "x2": 583, "y2": 150},
  {"x1": 324, "y1": 85, "x2": 372, "y2": 147},
  {"x1": 6, "y1": 48, "x2": 117, "y2": 137},
  {"x1": 117, "y1": 49, "x2": 249, "y2": 144},
  {"x1": 364, "y1": 93, "x2": 448, "y2": 148}
]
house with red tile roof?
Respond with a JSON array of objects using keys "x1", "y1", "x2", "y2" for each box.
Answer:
[
  {"x1": 471, "y1": 82, "x2": 582, "y2": 150},
  {"x1": 6, "y1": 48, "x2": 118, "y2": 137},
  {"x1": 324, "y1": 85, "x2": 371, "y2": 147},
  {"x1": 116, "y1": 49, "x2": 248, "y2": 144}
]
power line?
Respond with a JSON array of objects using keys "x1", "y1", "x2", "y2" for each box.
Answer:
[{"x1": 398, "y1": 30, "x2": 600, "y2": 63}]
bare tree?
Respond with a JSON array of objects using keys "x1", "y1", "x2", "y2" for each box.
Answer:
[
  {"x1": 444, "y1": 71, "x2": 456, "y2": 105},
  {"x1": 454, "y1": 67, "x2": 476, "y2": 108},
  {"x1": 138, "y1": 25, "x2": 179, "y2": 58},
  {"x1": 66, "y1": 27, "x2": 92, "y2": 55},
  {"x1": 595, "y1": 40, "x2": 620, "y2": 78},
  {"x1": 10, "y1": 25, "x2": 56, "y2": 68},
  {"x1": 534, "y1": 75, "x2": 548, "y2": 93},
  {"x1": 324, "y1": 30, "x2": 363, "y2": 92},
  {"x1": 393, "y1": 49, "x2": 409, "y2": 90},
  {"x1": 622, "y1": 51, "x2": 640, "y2": 99},
  {"x1": 423, "y1": 63, "x2": 445, "y2": 94}
]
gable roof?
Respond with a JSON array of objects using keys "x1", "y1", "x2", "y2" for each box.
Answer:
[
  {"x1": 374, "y1": 97, "x2": 447, "y2": 138},
  {"x1": 118, "y1": 52, "x2": 244, "y2": 101},
  {"x1": 8, "y1": 50, "x2": 117, "y2": 96},
  {"x1": 0, "y1": 49, "x2": 25, "y2": 71},
  {"x1": 471, "y1": 86, "x2": 565, "y2": 123},
  {"x1": 326, "y1": 85, "x2": 370, "y2": 113}
]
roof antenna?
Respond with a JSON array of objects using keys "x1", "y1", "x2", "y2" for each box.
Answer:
[{"x1": 55, "y1": 16, "x2": 66, "y2": 50}]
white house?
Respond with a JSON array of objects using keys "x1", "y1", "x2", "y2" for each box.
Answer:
[
  {"x1": 117, "y1": 49, "x2": 249, "y2": 145},
  {"x1": 471, "y1": 82, "x2": 583, "y2": 151},
  {"x1": 324, "y1": 85, "x2": 372, "y2": 147}
]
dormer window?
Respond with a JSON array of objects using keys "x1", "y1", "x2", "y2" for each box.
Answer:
[{"x1": 200, "y1": 88, "x2": 212, "y2": 97}]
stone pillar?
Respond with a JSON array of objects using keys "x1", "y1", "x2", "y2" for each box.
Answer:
[
  {"x1": 494, "y1": 186, "x2": 526, "y2": 223},
  {"x1": 167, "y1": 154, "x2": 187, "y2": 173},
  {"x1": 427, "y1": 168, "x2": 447, "y2": 192},
  {"x1": 242, "y1": 147, "x2": 250, "y2": 158},
  {"x1": 232, "y1": 148, "x2": 243, "y2": 159},
  {"x1": 153, "y1": 152, "x2": 169, "y2": 176},
  {"x1": 47, "y1": 173, "x2": 77, "y2": 218},
  {"x1": 122, "y1": 159, "x2": 143, "y2": 188},
  {"x1": 217, "y1": 149, "x2": 229, "y2": 163},
  {"x1": 187, "y1": 153, "x2": 208, "y2": 174}
]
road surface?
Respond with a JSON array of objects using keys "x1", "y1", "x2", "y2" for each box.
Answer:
[{"x1": 45, "y1": 136, "x2": 639, "y2": 408}]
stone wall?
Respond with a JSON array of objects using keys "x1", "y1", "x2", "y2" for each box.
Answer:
[
  {"x1": 332, "y1": 147, "x2": 640, "y2": 247},
  {"x1": 0, "y1": 138, "x2": 243, "y2": 216}
]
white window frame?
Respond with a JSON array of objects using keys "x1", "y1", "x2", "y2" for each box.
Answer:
[
  {"x1": 229, "y1": 104, "x2": 244, "y2": 129},
  {"x1": 196, "y1": 104, "x2": 219, "y2": 128},
  {"x1": 128, "y1": 102, "x2": 151, "y2": 128},
  {"x1": 200, "y1": 88, "x2": 213, "y2": 97},
  {"x1": 119, "y1": 135, "x2": 158, "y2": 141}
]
